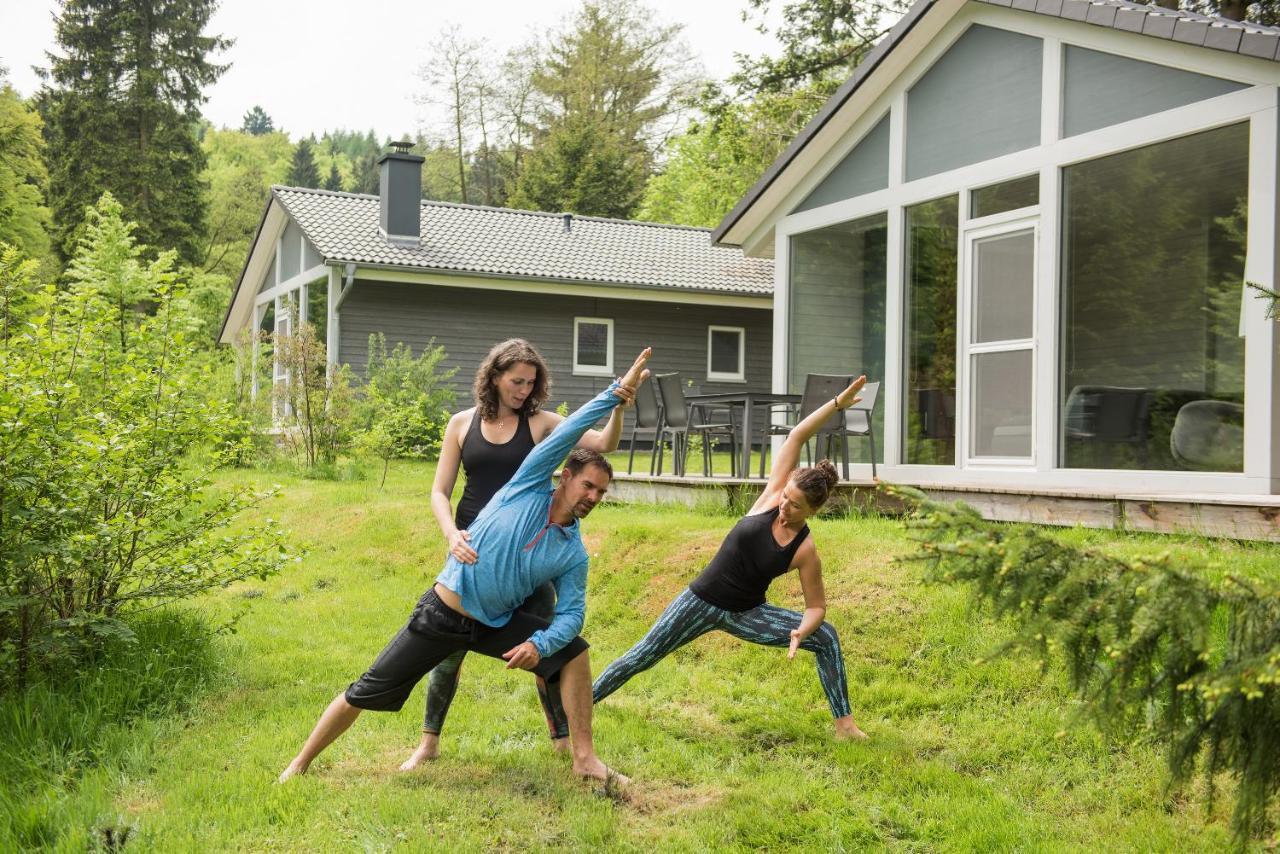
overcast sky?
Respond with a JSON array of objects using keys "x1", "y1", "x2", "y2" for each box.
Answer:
[{"x1": 0, "y1": 0, "x2": 784, "y2": 140}]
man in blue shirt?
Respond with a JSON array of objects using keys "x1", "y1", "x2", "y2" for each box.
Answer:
[{"x1": 279, "y1": 348, "x2": 651, "y2": 785}]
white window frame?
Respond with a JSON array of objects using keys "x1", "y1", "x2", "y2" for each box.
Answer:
[
  {"x1": 573, "y1": 317, "x2": 614, "y2": 377},
  {"x1": 770, "y1": 3, "x2": 1277, "y2": 494},
  {"x1": 959, "y1": 218, "x2": 1038, "y2": 468},
  {"x1": 707, "y1": 325, "x2": 747, "y2": 382}
]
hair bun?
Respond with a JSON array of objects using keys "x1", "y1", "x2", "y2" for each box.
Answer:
[{"x1": 815, "y1": 459, "x2": 839, "y2": 489}]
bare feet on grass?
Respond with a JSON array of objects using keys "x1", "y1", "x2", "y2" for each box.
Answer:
[
  {"x1": 573, "y1": 756, "x2": 630, "y2": 787},
  {"x1": 399, "y1": 733, "x2": 441, "y2": 771},
  {"x1": 277, "y1": 760, "x2": 308, "y2": 783},
  {"x1": 551, "y1": 736, "x2": 571, "y2": 754},
  {"x1": 834, "y1": 716, "x2": 869, "y2": 741}
]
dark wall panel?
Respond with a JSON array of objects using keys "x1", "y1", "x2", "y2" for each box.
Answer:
[{"x1": 338, "y1": 280, "x2": 773, "y2": 431}]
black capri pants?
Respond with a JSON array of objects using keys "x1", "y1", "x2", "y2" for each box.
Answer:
[{"x1": 345, "y1": 586, "x2": 590, "y2": 712}]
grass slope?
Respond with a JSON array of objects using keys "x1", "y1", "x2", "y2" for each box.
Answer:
[{"x1": 106, "y1": 461, "x2": 1278, "y2": 850}]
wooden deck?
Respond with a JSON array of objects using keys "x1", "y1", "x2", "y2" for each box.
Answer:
[{"x1": 607, "y1": 474, "x2": 1280, "y2": 543}]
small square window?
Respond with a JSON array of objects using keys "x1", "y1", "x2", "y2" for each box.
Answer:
[
  {"x1": 707, "y1": 326, "x2": 745, "y2": 382},
  {"x1": 573, "y1": 317, "x2": 614, "y2": 376}
]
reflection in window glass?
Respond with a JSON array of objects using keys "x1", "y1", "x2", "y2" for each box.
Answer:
[
  {"x1": 905, "y1": 196, "x2": 959, "y2": 464},
  {"x1": 973, "y1": 230, "x2": 1034, "y2": 343},
  {"x1": 972, "y1": 349, "x2": 1032, "y2": 457},
  {"x1": 789, "y1": 213, "x2": 887, "y2": 463},
  {"x1": 970, "y1": 175, "x2": 1039, "y2": 219},
  {"x1": 308, "y1": 278, "x2": 328, "y2": 347},
  {"x1": 709, "y1": 328, "x2": 743, "y2": 378},
  {"x1": 575, "y1": 320, "x2": 611, "y2": 370},
  {"x1": 1061, "y1": 122, "x2": 1247, "y2": 471}
]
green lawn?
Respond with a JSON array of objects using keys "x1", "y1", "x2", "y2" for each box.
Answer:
[{"x1": 24, "y1": 460, "x2": 1280, "y2": 850}]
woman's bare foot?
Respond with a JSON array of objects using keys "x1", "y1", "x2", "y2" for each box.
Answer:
[
  {"x1": 834, "y1": 716, "x2": 869, "y2": 741},
  {"x1": 277, "y1": 760, "x2": 308, "y2": 783},
  {"x1": 551, "y1": 736, "x2": 570, "y2": 754},
  {"x1": 399, "y1": 733, "x2": 440, "y2": 771},
  {"x1": 573, "y1": 755, "x2": 630, "y2": 786}
]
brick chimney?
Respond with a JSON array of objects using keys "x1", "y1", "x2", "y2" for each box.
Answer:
[{"x1": 378, "y1": 141, "x2": 424, "y2": 246}]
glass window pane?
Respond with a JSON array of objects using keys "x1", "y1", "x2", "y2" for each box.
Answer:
[
  {"x1": 1061, "y1": 122, "x2": 1247, "y2": 472},
  {"x1": 577, "y1": 322, "x2": 609, "y2": 367},
  {"x1": 303, "y1": 236, "x2": 323, "y2": 270},
  {"x1": 905, "y1": 196, "x2": 959, "y2": 464},
  {"x1": 793, "y1": 115, "x2": 890, "y2": 213},
  {"x1": 789, "y1": 213, "x2": 887, "y2": 464},
  {"x1": 973, "y1": 349, "x2": 1032, "y2": 457},
  {"x1": 710, "y1": 329, "x2": 741, "y2": 375},
  {"x1": 970, "y1": 175, "x2": 1039, "y2": 218},
  {"x1": 973, "y1": 230, "x2": 1034, "y2": 343},
  {"x1": 1063, "y1": 47, "x2": 1247, "y2": 139},
  {"x1": 263, "y1": 257, "x2": 277, "y2": 292},
  {"x1": 308, "y1": 277, "x2": 328, "y2": 347},
  {"x1": 906, "y1": 25, "x2": 1042, "y2": 182}
]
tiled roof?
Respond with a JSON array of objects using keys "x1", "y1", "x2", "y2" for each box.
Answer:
[
  {"x1": 273, "y1": 186, "x2": 774, "y2": 297},
  {"x1": 976, "y1": 0, "x2": 1280, "y2": 57},
  {"x1": 713, "y1": 0, "x2": 1280, "y2": 245}
]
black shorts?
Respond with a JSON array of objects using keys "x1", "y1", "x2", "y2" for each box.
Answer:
[{"x1": 344, "y1": 587, "x2": 590, "y2": 712}]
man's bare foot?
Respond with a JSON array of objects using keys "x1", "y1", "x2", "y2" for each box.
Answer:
[
  {"x1": 277, "y1": 760, "x2": 308, "y2": 783},
  {"x1": 399, "y1": 733, "x2": 440, "y2": 771},
  {"x1": 551, "y1": 736, "x2": 570, "y2": 754},
  {"x1": 834, "y1": 716, "x2": 869, "y2": 741},
  {"x1": 573, "y1": 756, "x2": 630, "y2": 786}
]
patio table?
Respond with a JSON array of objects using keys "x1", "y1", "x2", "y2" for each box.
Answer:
[{"x1": 684, "y1": 391, "x2": 801, "y2": 478}]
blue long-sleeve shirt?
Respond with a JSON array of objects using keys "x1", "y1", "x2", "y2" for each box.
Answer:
[{"x1": 436, "y1": 381, "x2": 621, "y2": 656}]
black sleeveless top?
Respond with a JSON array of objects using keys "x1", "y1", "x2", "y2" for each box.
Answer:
[
  {"x1": 455, "y1": 409, "x2": 536, "y2": 530},
  {"x1": 688, "y1": 507, "x2": 810, "y2": 612}
]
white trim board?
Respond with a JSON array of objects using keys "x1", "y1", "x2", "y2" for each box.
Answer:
[{"x1": 353, "y1": 266, "x2": 771, "y2": 309}]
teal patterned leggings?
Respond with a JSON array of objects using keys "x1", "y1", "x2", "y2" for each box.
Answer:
[{"x1": 592, "y1": 588, "x2": 852, "y2": 718}]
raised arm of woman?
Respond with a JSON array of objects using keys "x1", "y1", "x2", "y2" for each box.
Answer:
[
  {"x1": 752, "y1": 375, "x2": 866, "y2": 513},
  {"x1": 430, "y1": 410, "x2": 478, "y2": 564}
]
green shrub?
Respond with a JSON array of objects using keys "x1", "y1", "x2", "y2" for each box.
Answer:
[
  {"x1": 0, "y1": 196, "x2": 291, "y2": 688},
  {"x1": 898, "y1": 486, "x2": 1280, "y2": 843},
  {"x1": 356, "y1": 333, "x2": 455, "y2": 459}
]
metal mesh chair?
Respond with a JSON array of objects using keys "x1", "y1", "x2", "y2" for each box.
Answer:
[
  {"x1": 759, "y1": 373, "x2": 852, "y2": 477},
  {"x1": 835, "y1": 381, "x2": 880, "y2": 479},
  {"x1": 654, "y1": 373, "x2": 736, "y2": 477},
  {"x1": 626, "y1": 381, "x2": 663, "y2": 475}
]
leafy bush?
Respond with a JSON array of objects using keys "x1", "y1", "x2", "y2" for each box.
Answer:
[
  {"x1": 272, "y1": 314, "x2": 354, "y2": 467},
  {"x1": 0, "y1": 196, "x2": 290, "y2": 688},
  {"x1": 356, "y1": 333, "x2": 455, "y2": 460},
  {"x1": 898, "y1": 486, "x2": 1280, "y2": 843}
]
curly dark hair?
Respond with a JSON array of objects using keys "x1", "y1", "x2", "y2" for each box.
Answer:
[
  {"x1": 473, "y1": 339, "x2": 551, "y2": 421},
  {"x1": 790, "y1": 459, "x2": 839, "y2": 509}
]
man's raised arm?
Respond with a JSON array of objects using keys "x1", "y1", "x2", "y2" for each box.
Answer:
[{"x1": 504, "y1": 348, "x2": 652, "y2": 497}]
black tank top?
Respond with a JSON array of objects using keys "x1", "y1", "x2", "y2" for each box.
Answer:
[
  {"x1": 688, "y1": 507, "x2": 810, "y2": 612},
  {"x1": 455, "y1": 409, "x2": 536, "y2": 530}
]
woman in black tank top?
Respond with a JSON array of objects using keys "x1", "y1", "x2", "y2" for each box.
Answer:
[
  {"x1": 593, "y1": 375, "x2": 870, "y2": 742},
  {"x1": 399, "y1": 339, "x2": 633, "y2": 771}
]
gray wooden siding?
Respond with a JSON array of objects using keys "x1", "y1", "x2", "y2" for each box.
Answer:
[{"x1": 338, "y1": 279, "x2": 773, "y2": 433}]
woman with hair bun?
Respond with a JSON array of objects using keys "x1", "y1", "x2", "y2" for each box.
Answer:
[{"x1": 592, "y1": 375, "x2": 869, "y2": 740}]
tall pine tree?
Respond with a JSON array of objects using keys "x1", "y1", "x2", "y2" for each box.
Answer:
[
  {"x1": 241, "y1": 105, "x2": 275, "y2": 136},
  {"x1": 509, "y1": 0, "x2": 696, "y2": 218},
  {"x1": 287, "y1": 139, "x2": 322, "y2": 189},
  {"x1": 37, "y1": 0, "x2": 230, "y2": 265}
]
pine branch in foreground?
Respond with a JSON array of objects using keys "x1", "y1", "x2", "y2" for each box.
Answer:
[{"x1": 890, "y1": 485, "x2": 1279, "y2": 844}]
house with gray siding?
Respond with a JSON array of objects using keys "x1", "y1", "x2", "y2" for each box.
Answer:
[
  {"x1": 219, "y1": 145, "x2": 775, "y2": 435},
  {"x1": 713, "y1": 0, "x2": 1280, "y2": 499}
]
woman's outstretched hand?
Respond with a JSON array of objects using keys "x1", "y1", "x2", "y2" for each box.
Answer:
[
  {"x1": 788, "y1": 630, "x2": 802, "y2": 660},
  {"x1": 835, "y1": 375, "x2": 868, "y2": 410}
]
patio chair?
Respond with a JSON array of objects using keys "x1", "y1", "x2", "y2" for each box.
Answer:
[
  {"x1": 758, "y1": 373, "x2": 852, "y2": 478},
  {"x1": 1170, "y1": 399, "x2": 1243, "y2": 471},
  {"x1": 654, "y1": 372, "x2": 736, "y2": 477},
  {"x1": 626, "y1": 380, "x2": 663, "y2": 475},
  {"x1": 834, "y1": 381, "x2": 880, "y2": 480},
  {"x1": 1063, "y1": 385, "x2": 1151, "y2": 466}
]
